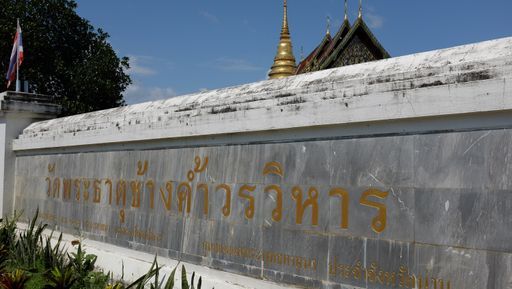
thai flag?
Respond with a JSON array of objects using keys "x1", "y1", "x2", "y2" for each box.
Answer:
[{"x1": 6, "y1": 20, "x2": 24, "y2": 89}]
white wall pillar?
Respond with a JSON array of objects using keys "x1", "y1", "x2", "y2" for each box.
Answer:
[
  {"x1": 0, "y1": 122, "x2": 5, "y2": 217},
  {"x1": 0, "y1": 91, "x2": 60, "y2": 218}
]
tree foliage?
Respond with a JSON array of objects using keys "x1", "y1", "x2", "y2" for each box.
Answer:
[{"x1": 0, "y1": 0, "x2": 131, "y2": 115}]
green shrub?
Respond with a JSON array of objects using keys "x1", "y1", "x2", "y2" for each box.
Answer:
[
  {"x1": 44, "y1": 267, "x2": 77, "y2": 289},
  {"x1": 13, "y1": 210, "x2": 47, "y2": 270},
  {"x1": 0, "y1": 246, "x2": 9, "y2": 275},
  {"x1": 0, "y1": 269, "x2": 30, "y2": 289},
  {"x1": 68, "y1": 242, "x2": 96, "y2": 278},
  {"x1": 0, "y1": 212, "x2": 20, "y2": 252},
  {"x1": 68, "y1": 242, "x2": 109, "y2": 289},
  {"x1": 124, "y1": 259, "x2": 204, "y2": 289},
  {"x1": 73, "y1": 271, "x2": 109, "y2": 289},
  {"x1": 41, "y1": 233, "x2": 66, "y2": 272},
  {"x1": 0, "y1": 210, "x2": 211, "y2": 289}
]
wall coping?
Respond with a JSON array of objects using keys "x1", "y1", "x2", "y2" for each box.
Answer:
[{"x1": 13, "y1": 37, "x2": 512, "y2": 151}]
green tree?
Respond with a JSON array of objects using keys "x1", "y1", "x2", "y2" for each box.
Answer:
[{"x1": 0, "y1": 0, "x2": 131, "y2": 115}]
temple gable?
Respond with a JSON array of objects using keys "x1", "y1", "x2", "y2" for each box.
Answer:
[{"x1": 297, "y1": 15, "x2": 390, "y2": 75}]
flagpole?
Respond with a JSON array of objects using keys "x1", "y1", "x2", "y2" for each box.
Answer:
[
  {"x1": 15, "y1": 18, "x2": 20, "y2": 92},
  {"x1": 16, "y1": 52, "x2": 20, "y2": 92}
]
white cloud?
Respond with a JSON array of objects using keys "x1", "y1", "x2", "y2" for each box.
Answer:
[
  {"x1": 366, "y1": 13, "x2": 384, "y2": 29},
  {"x1": 206, "y1": 57, "x2": 262, "y2": 72},
  {"x1": 364, "y1": 5, "x2": 384, "y2": 29},
  {"x1": 148, "y1": 87, "x2": 177, "y2": 100},
  {"x1": 127, "y1": 55, "x2": 157, "y2": 76},
  {"x1": 200, "y1": 11, "x2": 219, "y2": 24},
  {"x1": 123, "y1": 83, "x2": 177, "y2": 105}
]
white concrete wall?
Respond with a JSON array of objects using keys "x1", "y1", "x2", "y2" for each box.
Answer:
[
  {"x1": 8, "y1": 37, "x2": 512, "y2": 289},
  {"x1": 13, "y1": 37, "x2": 512, "y2": 152}
]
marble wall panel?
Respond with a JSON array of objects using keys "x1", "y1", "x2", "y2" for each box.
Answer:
[
  {"x1": 414, "y1": 130, "x2": 510, "y2": 190},
  {"x1": 415, "y1": 188, "x2": 512, "y2": 252},
  {"x1": 413, "y1": 243, "x2": 492, "y2": 289},
  {"x1": 13, "y1": 128, "x2": 512, "y2": 288}
]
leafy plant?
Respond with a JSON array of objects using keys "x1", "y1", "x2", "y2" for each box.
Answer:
[
  {"x1": 125, "y1": 257, "x2": 160, "y2": 289},
  {"x1": 12, "y1": 209, "x2": 46, "y2": 270},
  {"x1": 68, "y1": 242, "x2": 97, "y2": 279},
  {"x1": 42, "y1": 232, "x2": 67, "y2": 271},
  {"x1": 125, "y1": 260, "x2": 205, "y2": 289},
  {"x1": 0, "y1": 269, "x2": 30, "y2": 289},
  {"x1": 162, "y1": 264, "x2": 178, "y2": 289},
  {"x1": 0, "y1": 246, "x2": 9, "y2": 274},
  {"x1": 104, "y1": 283, "x2": 124, "y2": 289},
  {"x1": 0, "y1": 211, "x2": 211, "y2": 289},
  {"x1": 66, "y1": 241, "x2": 112, "y2": 289},
  {"x1": 0, "y1": 212, "x2": 20, "y2": 252},
  {"x1": 181, "y1": 265, "x2": 189, "y2": 289},
  {"x1": 44, "y1": 267, "x2": 77, "y2": 289},
  {"x1": 191, "y1": 272, "x2": 202, "y2": 289},
  {"x1": 75, "y1": 271, "x2": 110, "y2": 289}
]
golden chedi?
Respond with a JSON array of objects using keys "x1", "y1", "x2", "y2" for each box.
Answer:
[{"x1": 268, "y1": 0, "x2": 297, "y2": 79}]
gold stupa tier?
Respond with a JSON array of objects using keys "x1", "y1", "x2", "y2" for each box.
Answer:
[{"x1": 268, "y1": 0, "x2": 297, "y2": 79}]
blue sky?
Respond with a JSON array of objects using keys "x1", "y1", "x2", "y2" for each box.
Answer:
[{"x1": 76, "y1": 0, "x2": 512, "y2": 105}]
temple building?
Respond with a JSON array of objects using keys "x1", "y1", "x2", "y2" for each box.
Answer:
[{"x1": 269, "y1": 0, "x2": 390, "y2": 79}]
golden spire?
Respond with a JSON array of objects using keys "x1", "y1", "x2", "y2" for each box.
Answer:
[
  {"x1": 268, "y1": 0, "x2": 297, "y2": 79},
  {"x1": 359, "y1": 0, "x2": 363, "y2": 18}
]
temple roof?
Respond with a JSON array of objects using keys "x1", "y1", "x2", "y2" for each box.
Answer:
[
  {"x1": 296, "y1": 11, "x2": 390, "y2": 75},
  {"x1": 320, "y1": 16, "x2": 390, "y2": 70},
  {"x1": 295, "y1": 33, "x2": 332, "y2": 74},
  {"x1": 317, "y1": 18, "x2": 351, "y2": 64},
  {"x1": 296, "y1": 18, "x2": 353, "y2": 75}
]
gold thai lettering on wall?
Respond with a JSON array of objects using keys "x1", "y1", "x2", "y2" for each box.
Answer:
[
  {"x1": 74, "y1": 179, "x2": 81, "y2": 201},
  {"x1": 52, "y1": 178, "x2": 61, "y2": 199},
  {"x1": 177, "y1": 182, "x2": 192, "y2": 214},
  {"x1": 263, "y1": 162, "x2": 283, "y2": 222},
  {"x1": 130, "y1": 180, "x2": 143, "y2": 208},
  {"x1": 328, "y1": 259, "x2": 451, "y2": 289},
  {"x1": 291, "y1": 186, "x2": 319, "y2": 226},
  {"x1": 63, "y1": 179, "x2": 72, "y2": 200},
  {"x1": 116, "y1": 179, "x2": 127, "y2": 223},
  {"x1": 216, "y1": 184, "x2": 232, "y2": 217},
  {"x1": 160, "y1": 181, "x2": 173, "y2": 211},
  {"x1": 197, "y1": 183, "x2": 209, "y2": 215},
  {"x1": 360, "y1": 189, "x2": 389, "y2": 233},
  {"x1": 329, "y1": 188, "x2": 349, "y2": 229},
  {"x1": 44, "y1": 156, "x2": 390, "y2": 233},
  {"x1": 239, "y1": 185, "x2": 256, "y2": 219},
  {"x1": 93, "y1": 179, "x2": 102, "y2": 203},
  {"x1": 137, "y1": 160, "x2": 148, "y2": 176},
  {"x1": 194, "y1": 156, "x2": 209, "y2": 216},
  {"x1": 146, "y1": 180, "x2": 155, "y2": 209}
]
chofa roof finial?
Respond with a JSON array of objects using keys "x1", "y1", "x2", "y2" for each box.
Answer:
[
  {"x1": 326, "y1": 16, "x2": 331, "y2": 35},
  {"x1": 358, "y1": 0, "x2": 363, "y2": 19},
  {"x1": 345, "y1": 0, "x2": 348, "y2": 21}
]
